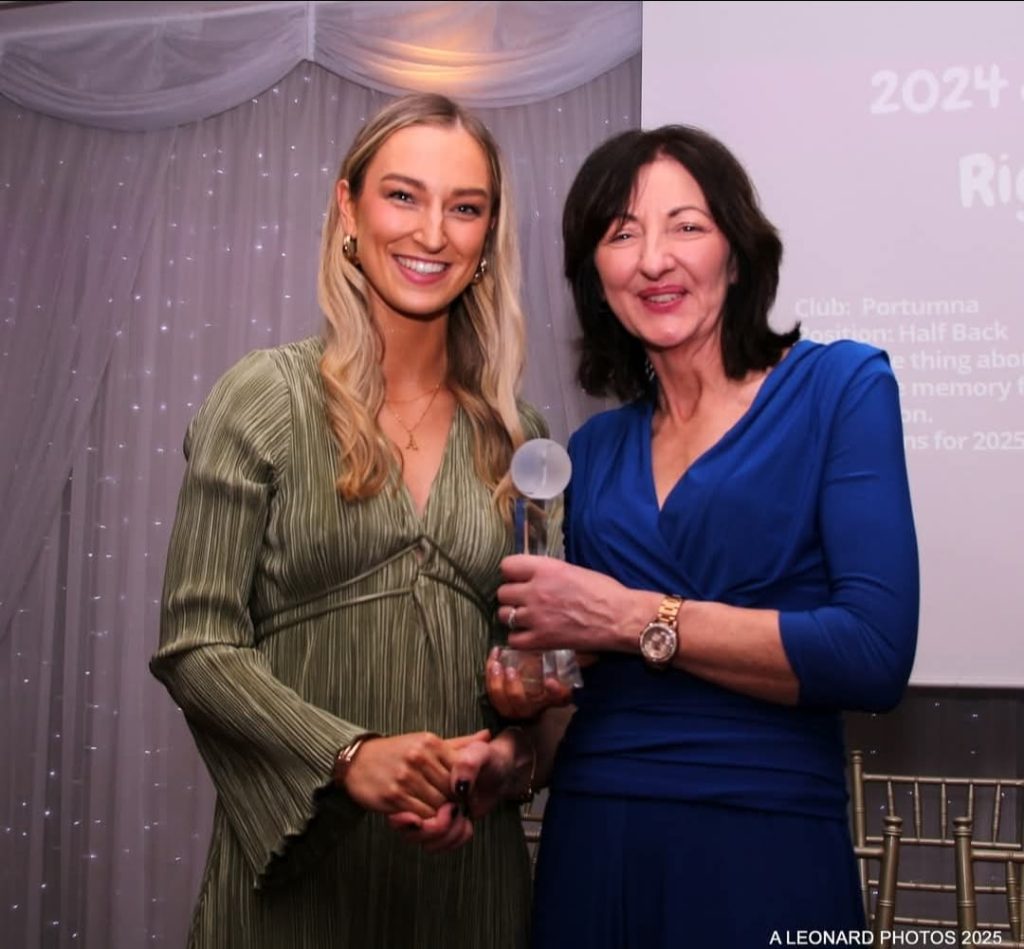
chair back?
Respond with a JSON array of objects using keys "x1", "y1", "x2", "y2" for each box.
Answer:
[
  {"x1": 954, "y1": 814, "x2": 1024, "y2": 946},
  {"x1": 850, "y1": 749, "x2": 1024, "y2": 936}
]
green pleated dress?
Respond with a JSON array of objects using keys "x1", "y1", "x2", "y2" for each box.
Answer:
[{"x1": 151, "y1": 337, "x2": 534, "y2": 949}]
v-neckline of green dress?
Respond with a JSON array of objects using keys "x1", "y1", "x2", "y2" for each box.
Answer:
[{"x1": 394, "y1": 402, "x2": 462, "y2": 527}]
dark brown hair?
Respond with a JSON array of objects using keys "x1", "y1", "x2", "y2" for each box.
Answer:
[{"x1": 563, "y1": 125, "x2": 799, "y2": 401}]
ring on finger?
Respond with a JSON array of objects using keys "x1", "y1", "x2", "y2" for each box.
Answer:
[{"x1": 507, "y1": 606, "x2": 518, "y2": 631}]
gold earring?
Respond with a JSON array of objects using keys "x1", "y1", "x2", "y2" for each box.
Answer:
[
  {"x1": 342, "y1": 234, "x2": 359, "y2": 263},
  {"x1": 472, "y1": 257, "x2": 488, "y2": 284}
]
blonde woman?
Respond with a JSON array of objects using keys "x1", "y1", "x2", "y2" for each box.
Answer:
[{"x1": 152, "y1": 94, "x2": 540, "y2": 949}]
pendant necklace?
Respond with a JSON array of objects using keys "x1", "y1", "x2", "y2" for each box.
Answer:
[{"x1": 385, "y1": 382, "x2": 443, "y2": 451}]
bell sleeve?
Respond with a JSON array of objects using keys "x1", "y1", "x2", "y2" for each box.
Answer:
[{"x1": 150, "y1": 349, "x2": 365, "y2": 889}]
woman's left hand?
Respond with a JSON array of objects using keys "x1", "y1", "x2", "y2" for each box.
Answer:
[
  {"x1": 485, "y1": 646, "x2": 574, "y2": 720},
  {"x1": 498, "y1": 554, "x2": 648, "y2": 654},
  {"x1": 387, "y1": 732, "x2": 513, "y2": 852}
]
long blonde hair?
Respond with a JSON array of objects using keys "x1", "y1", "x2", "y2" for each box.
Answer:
[{"x1": 317, "y1": 93, "x2": 527, "y2": 513}]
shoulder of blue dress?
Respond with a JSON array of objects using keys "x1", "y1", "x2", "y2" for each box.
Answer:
[
  {"x1": 781, "y1": 337, "x2": 890, "y2": 384},
  {"x1": 804, "y1": 336, "x2": 889, "y2": 365},
  {"x1": 569, "y1": 401, "x2": 638, "y2": 464},
  {"x1": 573, "y1": 403, "x2": 643, "y2": 444}
]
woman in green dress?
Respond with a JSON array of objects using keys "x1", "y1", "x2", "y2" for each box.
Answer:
[{"x1": 151, "y1": 94, "x2": 539, "y2": 949}]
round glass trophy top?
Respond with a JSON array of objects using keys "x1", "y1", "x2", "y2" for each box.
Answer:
[{"x1": 510, "y1": 438, "x2": 572, "y2": 500}]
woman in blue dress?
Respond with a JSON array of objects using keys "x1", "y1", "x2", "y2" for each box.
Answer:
[{"x1": 479, "y1": 125, "x2": 919, "y2": 947}]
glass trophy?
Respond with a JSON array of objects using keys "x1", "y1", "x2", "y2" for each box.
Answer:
[{"x1": 498, "y1": 438, "x2": 583, "y2": 693}]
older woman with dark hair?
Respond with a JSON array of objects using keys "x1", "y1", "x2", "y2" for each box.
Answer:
[{"x1": 484, "y1": 125, "x2": 919, "y2": 947}]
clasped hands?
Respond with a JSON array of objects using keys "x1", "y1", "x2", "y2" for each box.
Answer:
[
  {"x1": 342, "y1": 726, "x2": 538, "y2": 853},
  {"x1": 339, "y1": 729, "x2": 496, "y2": 854},
  {"x1": 344, "y1": 555, "x2": 615, "y2": 853}
]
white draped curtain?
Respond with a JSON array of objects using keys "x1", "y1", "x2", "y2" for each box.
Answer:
[
  {"x1": 0, "y1": 0, "x2": 640, "y2": 127},
  {"x1": 0, "y1": 2, "x2": 641, "y2": 945}
]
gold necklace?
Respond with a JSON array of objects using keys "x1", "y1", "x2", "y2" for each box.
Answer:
[
  {"x1": 384, "y1": 383, "x2": 442, "y2": 451},
  {"x1": 386, "y1": 384, "x2": 443, "y2": 405}
]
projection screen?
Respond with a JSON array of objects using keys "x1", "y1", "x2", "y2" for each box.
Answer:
[{"x1": 641, "y1": 1, "x2": 1024, "y2": 686}]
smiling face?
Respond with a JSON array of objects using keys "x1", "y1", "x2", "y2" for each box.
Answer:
[
  {"x1": 594, "y1": 155, "x2": 735, "y2": 357},
  {"x1": 337, "y1": 123, "x2": 493, "y2": 328}
]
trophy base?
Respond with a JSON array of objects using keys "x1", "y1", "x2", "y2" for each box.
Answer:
[{"x1": 496, "y1": 647, "x2": 583, "y2": 692}]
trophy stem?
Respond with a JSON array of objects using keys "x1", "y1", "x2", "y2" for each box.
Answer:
[{"x1": 514, "y1": 496, "x2": 544, "y2": 556}]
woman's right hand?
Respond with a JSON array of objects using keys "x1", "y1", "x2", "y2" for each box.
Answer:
[
  {"x1": 485, "y1": 647, "x2": 575, "y2": 720},
  {"x1": 339, "y1": 729, "x2": 489, "y2": 818}
]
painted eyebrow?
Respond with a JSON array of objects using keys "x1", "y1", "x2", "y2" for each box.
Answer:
[
  {"x1": 667, "y1": 205, "x2": 713, "y2": 219},
  {"x1": 380, "y1": 173, "x2": 490, "y2": 201},
  {"x1": 612, "y1": 204, "x2": 713, "y2": 225}
]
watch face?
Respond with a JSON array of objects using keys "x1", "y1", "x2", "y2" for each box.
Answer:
[{"x1": 641, "y1": 622, "x2": 677, "y2": 665}]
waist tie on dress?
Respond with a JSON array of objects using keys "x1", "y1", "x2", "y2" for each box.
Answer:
[{"x1": 251, "y1": 536, "x2": 492, "y2": 641}]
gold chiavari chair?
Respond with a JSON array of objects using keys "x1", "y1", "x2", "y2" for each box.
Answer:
[
  {"x1": 850, "y1": 749, "x2": 1024, "y2": 937},
  {"x1": 855, "y1": 812, "x2": 903, "y2": 939},
  {"x1": 954, "y1": 814, "x2": 1024, "y2": 947}
]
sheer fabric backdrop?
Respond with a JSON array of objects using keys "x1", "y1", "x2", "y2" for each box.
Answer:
[
  {"x1": 0, "y1": 48, "x2": 639, "y2": 947},
  {"x1": 5, "y1": 4, "x2": 1017, "y2": 947}
]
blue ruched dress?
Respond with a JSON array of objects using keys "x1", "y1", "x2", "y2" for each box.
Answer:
[{"x1": 532, "y1": 340, "x2": 919, "y2": 948}]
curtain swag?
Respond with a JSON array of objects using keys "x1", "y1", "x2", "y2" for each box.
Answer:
[{"x1": 0, "y1": 0, "x2": 642, "y2": 131}]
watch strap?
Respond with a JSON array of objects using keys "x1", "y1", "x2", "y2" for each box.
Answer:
[{"x1": 655, "y1": 594, "x2": 683, "y2": 628}]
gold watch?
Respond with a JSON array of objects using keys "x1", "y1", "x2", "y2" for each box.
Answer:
[{"x1": 638, "y1": 595, "x2": 683, "y2": 669}]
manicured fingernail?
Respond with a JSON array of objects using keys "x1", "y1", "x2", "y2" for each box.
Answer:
[
  {"x1": 505, "y1": 667, "x2": 518, "y2": 681},
  {"x1": 488, "y1": 661, "x2": 501, "y2": 677}
]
